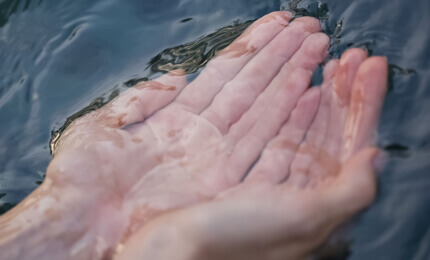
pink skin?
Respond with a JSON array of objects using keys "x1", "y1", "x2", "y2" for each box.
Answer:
[
  {"x1": 116, "y1": 55, "x2": 388, "y2": 260},
  {"x1": 0, "y1": 11, "x2": 388, "y2": 260}
]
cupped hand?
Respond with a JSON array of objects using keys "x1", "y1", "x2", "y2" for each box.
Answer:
[
  {"x1": 116, "y1": 50, "x2": 388, "y2": 260},
  {"x1": 52, "y1": 11, "x2": 328, "y2": 242},
  {"x1": 0, "y1": 10, "x2": 388, "y2": 260}
]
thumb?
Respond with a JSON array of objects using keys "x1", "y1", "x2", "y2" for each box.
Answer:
[
  {"x1": 83, "y1": 69, "x2": 188, "y2": 128},
  {"x1": 326, "y1": 148, "x2": 384, "y2": 220}
]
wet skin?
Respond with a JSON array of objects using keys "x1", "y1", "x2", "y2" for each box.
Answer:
[{"x1": 0, "y1": 11, "x2": 388, "y2": 260}]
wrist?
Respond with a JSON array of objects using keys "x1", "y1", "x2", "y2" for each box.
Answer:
[
  {"x1": 115, "y1": 211, "x2": 202, "y2": 260},
  {"x1": 0, "y1": 157, "x2": 124, "y2": 260},
  {"x1": 0, "y1": 182, "x2": 94, "y2": 259}
]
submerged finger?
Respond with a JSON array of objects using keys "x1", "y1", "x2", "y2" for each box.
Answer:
[
  {"x1": 200, "y1": 17, "x2": 322, "y2": 134},
  {"x1": 226, "y1": 68, "x2": 312, "y2": 184},
  {"x1": 227, "y1": 32, "x2": 328, "y2": 140},
  {"x1": 307, "y1": 49, "x2": 368, "y2": 178},
  {"x1": 172, "y1": 11, "x2": 294, "y2": 113},
  {"x1": 289, "y1": 60, "x2": 339, "y2": 184},
  {"x1": 343, "y1": 57, "x2": 388, "y2": 158},
  {"x1": 322, "y1": 49, "x2": 368, "y2": 159},
  {"x1": 245, "y1": 88, "x2": 320, "y2": 184},
  {"x1": 80, "y1": 70, "x2": 188, "y2": 128}
]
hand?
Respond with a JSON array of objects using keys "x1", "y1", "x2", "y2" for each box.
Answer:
[
  {"x1": 0, "y1": 10, "x2": 387, "y2": 259},
  {"x1": 116, "y1": 51, "x2": 388, "y2": 260},
  {"x1": 53, "y1": 11, "x2": 326, "y2": 247}
]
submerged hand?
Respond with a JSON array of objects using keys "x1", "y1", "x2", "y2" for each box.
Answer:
[
  {"x1": 117, "y1": 51, "x2": 388, "y2": 260},
  {"x1": 0, "y1": 11, "x2": 328, "y2": 259},
  {"x1": 0, "y1": 10, "x2": 388, "y2": 260},
  {"x1": 58, "y1": 11, "x2": 327, "y2": 241}
]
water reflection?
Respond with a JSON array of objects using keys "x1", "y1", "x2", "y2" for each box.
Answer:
[
  {"x1": 0, "y1": 0, "x2": 429, "y2": 259},
  {"x1": 145, "y1": 20, "x2": 253, "y2": 75},
  {"x1": 50, "y1": 19, "x2": 252, "y2": 154}
]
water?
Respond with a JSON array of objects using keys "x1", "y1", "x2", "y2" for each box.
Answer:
[{"x1": 0, "y1": 0, "x2": 429, "y2": 259}]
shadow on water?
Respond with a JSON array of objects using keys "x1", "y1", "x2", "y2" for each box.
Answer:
[{"x1": 0, "y1": 0, "x2": 429, "y2": 259}]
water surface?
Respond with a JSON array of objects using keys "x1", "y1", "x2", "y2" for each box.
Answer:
[{"x1": 0, "y1": 0, "x2": 429, "y2": 259}]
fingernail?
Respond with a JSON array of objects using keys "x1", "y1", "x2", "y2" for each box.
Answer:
[
  {"x1": 284, "y1": 11, "x2": 294, "y2": 19},
  {"x1": 169, "y1": 69, "x2": 186, "y2": 76},
  {"x1": 373, "y1": 150, "x2": 389, "y2": 174},
  {"x1": 374, "y1": 56, "x2": 388, "y2": 63},
  {"x1": 363, "y1": 48, "x2": 369, "y2": 56}
]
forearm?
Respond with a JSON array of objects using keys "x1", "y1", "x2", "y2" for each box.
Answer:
[
  {"x1": 0, "y1": 179, "x2": 96, "y2": 259},
  {"x1": 114, "y1": 211, "x2": 201, "y2": 260},
  {"x1": 0, "y1": 153, "x2": 127, "y2": 260}
]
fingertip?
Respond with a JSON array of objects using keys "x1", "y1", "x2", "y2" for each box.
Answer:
[
  {"x1": 298, "y1": 87, "x2": 321, "y2": 118},
  {"x1": 332, "y1": 49, "x2": 368, "y2": 104},
  {"x1": 300, "y1": 87, "x2": 321, "y2": 106},
  {"x1": 158, "y1": 69, "x2": 189, "y2": 88},
  {"x1": 276, "y1": 10, "x2": 294, "y2": 21},
  {"x1": 168, "y1": 69, "x2": 187, "y2": 77},
  {"x1": 354, "y1": 56, "x2": 389, "y2": 98},
  {"x1": 323, "y1": 59, "x2": 340, "y2": 80},
  {"x1": 312, "y1": 32, "x2": 330, "y2": 47},
  {"x1": 358, "y1": 56, "x2": 389, "y2": 77},
  {"x1": 258, "y1": 11, "x2": 294, "y2": 26},
  {"x1": 339, "y1": 48, "x2": 368, "y2": 80},
  {"x1": 284, "y1": 11, "x2": 295, "y2": 20},
  {"x1": 340, "y1": 48, "x2": 368, "y2": 65},
  {"x1": 373, "y1": 56, "x2": 388, "y2": 64},
  {"x1": 291, "y1": 67, "x2": 313, "y2": 87},
  {"x1": 288, "y1": 32, "x2": 329, "y2": 71},
  {"x1": 292, "y1": 16, "x2": 321, "y2": 33},
  {"x1": 303, "y1": 32, "x2": 330, "y2": 60}
]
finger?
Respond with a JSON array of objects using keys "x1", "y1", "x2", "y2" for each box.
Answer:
[
  {"x1": 226, "y1": 68, "x2": 312, "y2": 184},
  {"x1": 322, "y1": 49, "x2": 367, "y2": 160},
  {"x1": 288, "y1": 33, "x2": 330, "y2": 70},
  {"x1": 282, "y1": 148, "x2": 379, "y2": 239},
  {"x1": 343, "y1": 57, "x2": 388, "y2": 158},
  {"x1": 200, "y1": 18, "x2": 322, "y2": 134},
  {"x1": 306, "y1": 49, "x2": 368, "y2": 178},
  {"x1": 227, "y1": 32, "x2": 328, "y2": 140},
  {"x1": 172, "y1": 11, "x2": 294, "y2": 113},
  {"x1": 245, "y1": 88, "x2": 321, "y2": 184},
  {"x1": 82, "y1": 70, "x2": 188, "y2": 128},
  {"x1": 289, "y1": 60, "x2": 339, "y2": 185},
  {"x1": 322, "y1": 148, "x2": 379, "y2": 221}
]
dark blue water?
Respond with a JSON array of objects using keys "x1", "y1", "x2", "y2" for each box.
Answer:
[{"x1": 0, "y1": 0, "x2": 429, "y2": 259}]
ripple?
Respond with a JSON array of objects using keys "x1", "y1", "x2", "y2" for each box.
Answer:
[{"x1": 50, "y1": 19, "x2": 253, "y2": 153}]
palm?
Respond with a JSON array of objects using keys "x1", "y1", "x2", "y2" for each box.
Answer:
[
  {"x1": 3, "y1": 10, "x2": 387, "y2": 259},
  {"x1": 117, "y1": 47, "x2": 388, "y2": 260},
  {"x1": 0, "y1": 11, "x2": 388, "y2": 260},
  {"x1": 52, "y1": 12, "x2": 325, "y2": 228}
]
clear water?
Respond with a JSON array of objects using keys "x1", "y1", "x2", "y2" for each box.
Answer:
[{"x1": 0, "y1": 0, "x2": 429, "y2": 259}]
